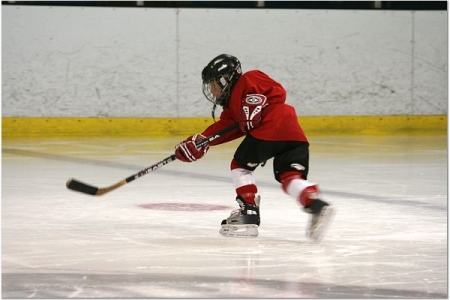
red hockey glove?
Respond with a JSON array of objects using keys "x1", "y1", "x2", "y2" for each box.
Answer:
[
  {"x1": 239, "y1": 94, "x2": 268, "y2": 132},
  {"x1": 175, "y1": 134, "x2": 209, "y2": 162}
]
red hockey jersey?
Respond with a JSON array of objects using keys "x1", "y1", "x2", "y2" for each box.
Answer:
[{"x1": 202, "y1": 70, "x2": 308, "y2": 146}]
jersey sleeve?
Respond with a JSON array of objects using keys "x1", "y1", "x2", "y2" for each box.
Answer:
[{"x1": 201, "y1": 108, "x2": 244, "y2": 146}]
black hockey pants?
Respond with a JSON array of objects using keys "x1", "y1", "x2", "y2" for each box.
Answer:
[{"x1": 233, "y1": 134, "x2": 310, "y2": 182}]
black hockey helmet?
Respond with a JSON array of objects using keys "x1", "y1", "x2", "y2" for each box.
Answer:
[{"x1": 202, "y1": 54, "x2": 242, "y2": 107}]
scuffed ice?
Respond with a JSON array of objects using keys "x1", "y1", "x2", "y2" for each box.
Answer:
[{"x1": 2, "y1": 135, "x2": 447, "y2": 298}]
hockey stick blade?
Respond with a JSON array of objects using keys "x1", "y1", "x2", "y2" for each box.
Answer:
[
  {"x1": 66, "y1": 178, "x2": 126, "y2": 196},
  {"x1": 66, "y1": 178, "x2": 99, "y2": 195},
  {"x1": 66, "y1": 123, "x2": 239, "y2": 197}
]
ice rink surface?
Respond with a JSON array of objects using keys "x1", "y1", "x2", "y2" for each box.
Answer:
[{"x1": 2, "y1": 135, "x2": 448, "y2": 298}]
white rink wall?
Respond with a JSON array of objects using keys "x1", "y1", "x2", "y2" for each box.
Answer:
[{"x1": 2, "y1": 6, "x2": 447, "y2": 117}]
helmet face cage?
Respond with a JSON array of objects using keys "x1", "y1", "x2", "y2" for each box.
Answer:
[
  {"x1": 202, "y1": 54, "x2": 242, "y2": 107},
  {"x1": 202, "y1": 80, "x2": 218, "y2": 105},
  {"x1": 202, "y1": 76, "x2": 230, "y2": 106}
]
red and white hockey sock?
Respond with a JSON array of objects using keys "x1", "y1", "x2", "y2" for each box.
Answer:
[
  {"x1": 236, "y1": 185, "x2": 258, "y2": 205},
  {"x1": 231, "y1": 159, "x2": 258, "y2": 205},
  {"x1": 280, "y1": 171, "x2": 320, "y2": 207}
]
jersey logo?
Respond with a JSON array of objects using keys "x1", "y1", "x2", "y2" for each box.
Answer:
[
  {"x1": 245, "y1": 94, "x2": 267, "y2": 105},
  {"x1": 290, "y1": 163, "x2": 305, "y2": 171}
]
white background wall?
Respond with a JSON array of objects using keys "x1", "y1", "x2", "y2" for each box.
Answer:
[{"x1": 2, "y1": 6, "x2": 447, "y2": 117}]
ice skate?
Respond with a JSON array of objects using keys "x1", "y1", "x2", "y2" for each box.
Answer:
[
  {"x1": 303, "y1": 199, "x2": 335, "y2": 242},
  {"x1": 220, "y1": 195, "x2": 260, "y2": 238}
]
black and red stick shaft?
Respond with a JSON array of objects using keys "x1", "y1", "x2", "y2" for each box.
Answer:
[{"x1": 66, "y1": 123, "x2": 238, "y2": 196}]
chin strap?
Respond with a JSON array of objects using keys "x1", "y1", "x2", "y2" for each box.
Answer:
[{"x1": 211, "y1": 104, "x2": 217, "y2": 122}]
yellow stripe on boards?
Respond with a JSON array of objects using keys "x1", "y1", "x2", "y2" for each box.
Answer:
[
  {"x1": 298, "y1": 115, "x2": 447, "y2": 135},
  {"x1": 2, "y1": 116, "x2": 447, "y2": 138},
  {"x1": 2, "y1": 118, "x2": 212, "y2": 138}
]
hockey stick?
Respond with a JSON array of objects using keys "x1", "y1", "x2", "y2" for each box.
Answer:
[{"x1": 66, "y1": 123, "x2": 239, "y2": 196}]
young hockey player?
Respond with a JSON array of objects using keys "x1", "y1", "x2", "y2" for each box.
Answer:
[{"x1": 174, "y1": 54, "x2": 335, "y2": 241}]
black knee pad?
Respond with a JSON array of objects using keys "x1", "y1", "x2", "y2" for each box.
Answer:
[{"x1": 273, "y1": 143, "x2": 310, "y2": 182}]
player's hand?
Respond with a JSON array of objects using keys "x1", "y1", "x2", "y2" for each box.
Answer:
[
  {"x1": 239, "y1": 94, "x2": 268, "y2": 132},
  {"x1": 175, "y1": 134, "x2": 209, "y2": 162}
]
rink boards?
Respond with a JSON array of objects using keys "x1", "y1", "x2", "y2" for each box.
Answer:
[{"x1": 2, "y1": 115, "x2": 447, "y2": 138}]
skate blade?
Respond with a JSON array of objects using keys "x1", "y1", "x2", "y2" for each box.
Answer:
[
  {"x1": 308, "y1": 206, "x2": 336, "y2": 243},
  {"x1": 220, "y1": 224, "x2": 259, "y2": 238}
]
